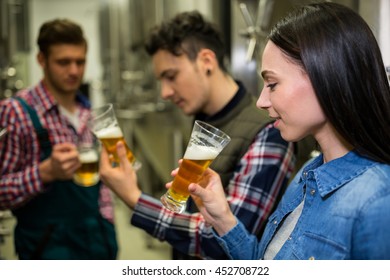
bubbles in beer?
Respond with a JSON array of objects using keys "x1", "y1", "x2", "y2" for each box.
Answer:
[
  {"x1": 74, "y1": 148, "x2": 99, "y2": 187},
  {"x1": 95, "y1": 126, "x2": 123, "y2": 139},
  {"x1": 161, "y1": 120, "x2": 231, "y2": 213},
  {"x1": 79, "y1": 149, "x2": 99, "y2": 163},
  {"x1": 184, "y1": 144, "x2": 219, "y2": 160},
  {"x1": 95, "y1": 126, "x2": 136, "y2": 164}
]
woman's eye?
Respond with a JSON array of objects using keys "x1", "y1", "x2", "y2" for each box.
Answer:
[{"x1": 267, "y1": 83, "x2": 277, "y2": 91}]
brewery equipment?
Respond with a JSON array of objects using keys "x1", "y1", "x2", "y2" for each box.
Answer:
[{"x1": 0, "y1": 0, "x2": 30, "y2": 100}]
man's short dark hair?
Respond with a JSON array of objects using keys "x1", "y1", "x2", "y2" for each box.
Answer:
[
  {"x1": 145, "y1": 10, "x2": 227, "y2": 72},
  {"x1": 37, "y1": 18, "x2": 87, "y2": 56}
]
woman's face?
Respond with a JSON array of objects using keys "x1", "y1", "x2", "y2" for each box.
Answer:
[{"x1": 257, "y1": 41, "x2": 326, "y2": 142}]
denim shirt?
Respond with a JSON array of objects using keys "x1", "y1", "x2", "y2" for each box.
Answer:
[{"x1": 215, "y1": 151, "x2": 390, "y2": 259}]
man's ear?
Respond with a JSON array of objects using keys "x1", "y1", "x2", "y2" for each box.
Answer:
[
  {"x1": 197, "y1": 48, "x2": 217, "y2": 75},
  {"x1": 37, "y1": 52, "x2": 46, "y2": 68}
]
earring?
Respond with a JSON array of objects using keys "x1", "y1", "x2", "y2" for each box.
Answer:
[{"x1": 206, "y1": 69, "x2": 211, "y2": 76}]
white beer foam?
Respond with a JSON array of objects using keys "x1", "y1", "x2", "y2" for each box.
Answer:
[
  {"x1": 79, "y1": 150, "x2": 99, "y2": 163},
  {"x1": 95, "y1": 126, "x2": 123, "y2": 139},
  {"x1": 184, "y1": 144, "x2": 219, "y2": 160}
]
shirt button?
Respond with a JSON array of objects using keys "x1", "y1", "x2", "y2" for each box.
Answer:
[
  {"x1": 309, "y1": 256, "x2": 315, "y2": 260},
  {"x1": 288, "y1": 236, "x2": 292, "y2": 240},
  {"x1": 310, "y1": 189, "x2": 316, "y2": 195},
  {"x1": 273, "y1": 220, "x2": 277, "y2": 225}
]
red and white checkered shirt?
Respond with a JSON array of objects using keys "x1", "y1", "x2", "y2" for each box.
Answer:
[{"x1": 0, "y1": 81, "x2": 114, "y2": 222}]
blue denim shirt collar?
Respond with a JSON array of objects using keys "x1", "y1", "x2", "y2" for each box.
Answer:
[{"x1": 300, "y1": 150, "x2": 377, "y2": 197}]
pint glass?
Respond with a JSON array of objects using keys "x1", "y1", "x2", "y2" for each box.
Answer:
[
  {"x1": 89, "y1": 103, "x2": 141, "y2": 170},
  {"x1": 74, "y1": 143, "x2": 100, "y2": 187},
  {"x1": 160, "y1": 120, "x2": 231, "y2": 213}
]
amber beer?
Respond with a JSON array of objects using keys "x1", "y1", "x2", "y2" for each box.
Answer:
[
  {"x1": 89, "y1": 103, "x2": 141, "y2": 170},
  {"x1": 163, "y1": 144, "x2": 219, "y2": 207},
  {"x1": 74, "y1": 148, "x2": 99, "y2": 187},
  {"x1": 160, "y1": 120, "x2": 230, "y2": 213},
  {"x1": 95, "y1": 126, "x2": 136, "y2": 164}
]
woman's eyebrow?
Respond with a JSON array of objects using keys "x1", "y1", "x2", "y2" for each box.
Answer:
[{"x1": 261, "y1": 70, "x2": 276, "y2": 79}]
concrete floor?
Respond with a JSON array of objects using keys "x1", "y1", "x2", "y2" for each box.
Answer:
[
  {"x1": 0, "y1": 197, "x2": 172, "y2": 260},
  {"x1": 113, "y1": 197, "x2": 172, "y2": 260}
]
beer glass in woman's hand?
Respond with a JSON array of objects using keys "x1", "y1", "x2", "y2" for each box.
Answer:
[{"x1": 161, "y1": 120, "x2": 231, "y2": 213}]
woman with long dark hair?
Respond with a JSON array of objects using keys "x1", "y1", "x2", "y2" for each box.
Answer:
[{"x1": 185, "y1": 2, "x2": 390, "y2": 259}]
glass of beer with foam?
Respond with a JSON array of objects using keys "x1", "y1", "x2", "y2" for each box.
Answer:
[
  {"x1": 161, "y1": 120, "x2": 231, "y2": 213},
  {"x1": 74, "y1": 142, "x2": 100, "y2": 187},
  {"x1": 88, "y1": 103, "x2": 141, "y2": 170}
]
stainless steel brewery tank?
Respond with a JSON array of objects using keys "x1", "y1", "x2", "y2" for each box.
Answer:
[{"x1": 0, "y1": 0, "x2": 30, "y2": 100}]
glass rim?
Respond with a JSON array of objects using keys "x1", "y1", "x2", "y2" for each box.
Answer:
[
  {"x1": 90, "y1": 103, "x2": 114, "y2": 121},
  {"x1": 194, "y1": 120, "x2": 231, "y2": 142}
]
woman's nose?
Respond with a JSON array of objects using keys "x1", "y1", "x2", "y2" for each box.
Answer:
[{"x1": 256, "y1": 88, "x2": 271, "y2": 109}]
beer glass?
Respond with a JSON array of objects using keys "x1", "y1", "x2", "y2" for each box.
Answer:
[
  {"x1": 74, "y1": 143, "x2": 100, "y2": 187},
  {"x1": 88, "y1": 103, "x2": 141, "y2": 170},
  {"x1": 160, "y1": 120, "x2": 231, "y2": 213}
]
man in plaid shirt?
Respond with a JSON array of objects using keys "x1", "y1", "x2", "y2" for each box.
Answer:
[
  {"x1": 99, "y1": 11, "x2": 298, "y2": 260},
  {"x1": 0, "y1": 19, "x2": 117, "y2": 259}
]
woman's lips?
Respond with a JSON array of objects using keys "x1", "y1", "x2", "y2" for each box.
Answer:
[{"x1": 273, "y1": 118, "x2": 281, "y2": 128}]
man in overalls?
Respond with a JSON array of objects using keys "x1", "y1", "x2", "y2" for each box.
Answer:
[{"x1": 0, "y1": 19, "x2": 117, "y2": 259}]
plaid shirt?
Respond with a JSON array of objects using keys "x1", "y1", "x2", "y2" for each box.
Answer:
[
  {"x1": 131, "y1": 123, "x2": 295, "y2": 259},
  {"x1": 0, "y1": 81, "x2": 114, "y2": 222}
]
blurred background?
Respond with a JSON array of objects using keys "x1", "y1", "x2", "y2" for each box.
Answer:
[{"x1": 1, "y1": 0, "x2": 389, "y2": 260}]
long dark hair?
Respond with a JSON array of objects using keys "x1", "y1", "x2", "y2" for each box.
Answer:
[{"x1": 269, "y1": 2, "x2": 390, "y2": 163}]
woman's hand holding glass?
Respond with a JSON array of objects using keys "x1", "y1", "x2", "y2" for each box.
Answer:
[{"x1": 167, "y1": 163, "x2": 238, "y2": 236}]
